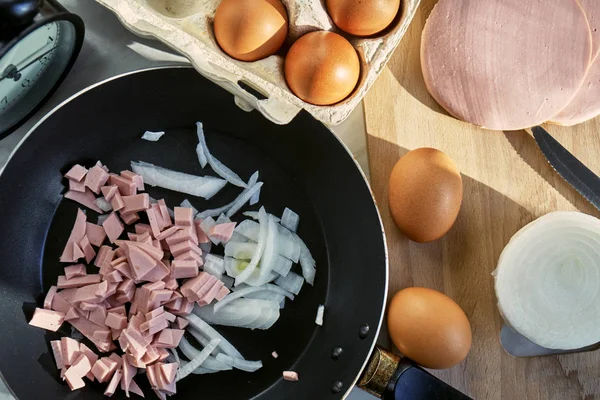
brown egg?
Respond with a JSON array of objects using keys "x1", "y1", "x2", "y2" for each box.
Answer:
[
  {"x1": 214, "y1": 0, "x2": 288, "y2": 62},
  {"x1": 284, "y1": 31, "x2": 360, "y2": 105},
  {"x1": 388, "y1": 148, "x2": 462, "y2": 243},
  {"x1": 387, "y1": 287, "x2": 472, "y2": 369},
  {"x1": 326, "y1": 0, "x2": 401, "y2": 36}
]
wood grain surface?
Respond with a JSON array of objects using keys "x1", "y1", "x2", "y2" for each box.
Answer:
[{"x1": 363, "y1": 1, "x2": 600, "y2": 399}]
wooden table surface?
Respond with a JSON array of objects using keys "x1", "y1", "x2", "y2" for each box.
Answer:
[{"x1": 363, "y1": 1, "x2": 600, "y2": 399}]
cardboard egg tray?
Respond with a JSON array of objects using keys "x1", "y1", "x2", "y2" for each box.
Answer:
[{"x1": 96, "y1": 0, "x2": 420, "y2": 125}]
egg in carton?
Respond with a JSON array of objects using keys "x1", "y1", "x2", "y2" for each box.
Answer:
[{"x1": 96, "y1": 0, "x2": 421, "y2": 125}]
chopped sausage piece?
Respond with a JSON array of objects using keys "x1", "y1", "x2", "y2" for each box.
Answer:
[
  {"x1": 84, "y1": 165, "x2": 110, "y2": 194},
  {"x1": 57, "y1": 274, "x2": 102, "y2": 289},
  {"x1": 172, "y1": 259, "x2": 198, "y2": 279},
  {"x1": 174, "y1": 207, "x2": 193, "y2": 227},
  {"x1": 127, "y1": 245, "x2": 157, "y2": 280},
  {"x1": 64, "y1": 165, "x2": 88, "y2": 182},
  {"x1": 194, "y1": 220, "x2": 211, "y2": 244},
  {"x1": 122, "y1": 194, "x2": 150, "y2": 214},
  {"x1": 108, "y1": 174, "x2": 137, "y2": 196},
  {"x1": 283, "y1": 371, "x2": 299, "y2": 381},
  {"x1": 110, "y1": 191, "x2": 125, "y2": 211},
  {"x1": 43, "y1": 285, "x2": 58, "y2": 309},
  {"x1": 64, "y1": 189, "x2": 104, "y2": 214},
  {"x1": 60, "y1": 209, "x2": 87, "y2": 263},
  {"x1": 64, "y1": 368, "x2": 85, "y2": 390},
  {"x1": 101, "y1": 185, "x2": 118, "y2": 201},
  {"x1": 209, "y1": 222, "x2": 236, "y2": 243},
  {"x1": 50, "y1": 340, "x2": 64, "y2": 369},
  {"x1": 85, "y1": 222, "x2": 107, "y2": 247},
  {"x1": 156, "y1": 225, "x2": 182, "y2": 241},
  {"x1": 102, "y1": 212, "x2": 124, "y2": 243},
  {"x1": 64, "y1": 264, "x2": 86, "y2": 280},
  {"x1": 157, "y1": 199, "x2": 172, "y2": 227},
  {"x1": 29, "y1": 308, "x2": 65, "y2": 332},
  {"x1": 105, "y1": 312, "x2": 128, "y2": 330},
  {"x1": 79, "y1": 236, "x2": 96, "y2": 263},
  {"x1": 120, "y1": 170, "x2": 145, "y2": 191},
  {"x1": 61, "y1": 337, "x2": 80, "y2": 366},
  {"x1": 174, "y1": 317, "x2": 189, "y2": 330},
  {"x1": 68, "y1": 179, "x2": 86, "y2": 192},
  {"x1": 104, "y1": 270, "x2": 123, "y2": 283},
  {"x1": 120, "y1": 211, "x2": 140, "y2": 225}
]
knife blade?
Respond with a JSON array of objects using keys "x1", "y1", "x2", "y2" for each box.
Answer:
[{"x1": 532, "y1": 126, "x2": 600, "y2": 210}]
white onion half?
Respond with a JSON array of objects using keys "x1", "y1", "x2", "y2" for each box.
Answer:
[{"x1": 494, "y1": 211, "x2": 600, "y2": 350}]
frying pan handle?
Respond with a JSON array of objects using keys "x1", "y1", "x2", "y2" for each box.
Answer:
[{"x1": 358, "y1": 346, "x2": 472, "y2": 400}]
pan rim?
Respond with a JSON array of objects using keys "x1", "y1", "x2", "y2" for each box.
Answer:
[{"x1": 0, "y1": 65, "x2": 389, "y2": 400}]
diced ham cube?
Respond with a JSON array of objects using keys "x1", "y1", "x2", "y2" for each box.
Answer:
[
  {"x1": 194, "y1": 220, "x2": 211, "y2": 244},
  {"x1": 197, "y1": 280, "x2": 223, "y2": 306},
  {"x1": 29, "y1": 308, "x2": 64, "y2": 332},
  {"x1": 175, "y1": 250, "x2": 203, "y2": 266},
  {"x1": 50, "y1": 340, "x2": 64, "y2": 369},
  {"x1": 102, "y1": 212, "x2": 124, "y2": 243},
  {"x1": 110, "y1": 191, "x2": 125, "y2": 211},
  {"x1": 60, "y1": 209, "x2": 87, "y2": 263},
  {"x1": 68, "y1": 354, "x2": 92, "y2": 378},
  {"x1": 146, "y1": 207, "x2": 162, "y2": 237},
  {"x1": 120, "y1": 211, "x2": 140, "y2": 225},
  {"x1": 109, "y1": 174, "x2": 137, "y2": 196},
  {"x1": 64, "y1": 368, "x2": 85, "y2": 390},
  {"x1": 78, "y1": 236, "x2": 96, "y2": 263},
  {"x1": 105, "y1": 312, "x2": 127, "y2": 330},
  {"x1": 171, "y1": 259, "x2": 198, "y2": 279},
  {"x1": 94, "y1": 245, "x2": 114, "y2": 268},
  {"x1": 101, "y1": 185, "x2": 118, "y2": 201},
  {"x1": 156, "y1": 225, "x2": 182, "y2": 241},
  {"x1": 283, "y1": 371, "x2": 299, "y2": 381},
  {"x1": 64, "y1": 189, "x2": 104, "y2": 213},
  {"x1": 79, "y1": 343, "x2": 98, "y2": 381},
  {"x1": 136, "y1": 231, "x2": 151, "y2": 244},
  {"x1": 215, "y1": 286, "x2": 231, "y2": 301},
  {"x1": 174, "y1": 207, "x2": 193, "y2": 227},
  {"x1": 165, "y1": 227, "x2": 198, "y2": 246},
  {"x1": 164, "y1": 278, "x2": 178, "y2": 291},
  {"x1": 174, "y1": 317, "x2": 189, "y2": 330},
  {"x1": 141, "y1": 345, "x2": 161, "y2": 365},
  {"x1": 121, "y1": 170, "x2": 145, "y2": 190},
  {"x1": 103, "y1": 369, "x2": 122, "y2": 396},
  {"x1": 169, "y1": 298, "x2": 194, "y2": 316},
  {"x1": 57, "y1": 274, "x2": 101, "y2": 289},
  {"x1": 209, "y1": 222, "x2": 236, "y2": 243},
  {"x1": 169, "y1": 240, "x2": 201, "y2": 258},
  {"x1": 113, "y1": 262, "x2": 132, "y2": 279},
  {"x1": 93, "y1": 330, "x2": 111, "y2": 342},
  {"x1": 68, "y1": 179, "x2": 86, "y2": 192},
  {"x1": 43, "y1": 285, "x2": 58, "y2": 309},
  {"x1": 84, "y1": 165, "x2": 110, "y2": 194},
  {"x1": 160, "y1": 363, "x2": 177, "y2": 384},
  {"x1": 127, "y1": 245, "x2": 157, "y2": 280},
  {"x1": 157, "y1": 347, "x2": 170, "y2": 362},
  {"x1": 157, "y1": 199, "x2": 172, "y2": 227},
  {"x1": 104, "y1": 270, "x2": 123, "y2": 283},
  {"x1": 85, "y1": 222, "x2": 107, "y2": 247},
  {"x1": 122, "y1": 193, "x2": 150, "y2": 214},
  {"x1": 91, "y1": 359, "x2": 111, "y2": 383},
  {"x1": 60, "y1": 337, "x2": 80, "y2": 366},
  {"x1": 65, "y1": 164, "x2": 88, "y2": 182},
  {"x1": 64, "y1": 307, "x2": 79, "y2": 321},
  {"x1": 154, "y1": 329, "x2": 184, "y2": 348}
]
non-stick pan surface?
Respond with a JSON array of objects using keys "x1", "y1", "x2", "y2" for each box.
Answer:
[{"x1": 0, "y1": 66, "x2": 387, "y2": 400}]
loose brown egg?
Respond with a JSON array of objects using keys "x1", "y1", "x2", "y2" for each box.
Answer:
[
  {"x1": 214, "y1": 0, "x2": 288, "y2": 62},
  {"x1": 388, "y1": 148, "x2": 462, "y2": 243},
  {"x1": 326, "y1": 0, "x2": 401, "y2": 36},
  {"x1": 284, "y1": 31, "x2": 360, "y2": 105},
  {"x1": 387, "y1": 287, "x2": 472, "y2": 369}
]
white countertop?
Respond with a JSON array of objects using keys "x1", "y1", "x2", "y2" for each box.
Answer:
[{"x1": 0, "y1": 1, "x2": 375, "y2": 399}]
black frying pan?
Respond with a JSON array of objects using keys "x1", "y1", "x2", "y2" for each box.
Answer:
[{"x1": 0, "y1": 66, "x2": 469, "y2": 399}]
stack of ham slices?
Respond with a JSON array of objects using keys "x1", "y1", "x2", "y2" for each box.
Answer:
[
  {"x1": 421, "y1": 0, "x2": 600, "y2": 129},
  {"x1": 28, "y1": 122, "x2": 318, "y2": 398}
]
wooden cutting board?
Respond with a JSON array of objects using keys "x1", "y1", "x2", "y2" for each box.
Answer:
[{"x1": 363, "y1": 1, "x2": 600, "y2": 399}]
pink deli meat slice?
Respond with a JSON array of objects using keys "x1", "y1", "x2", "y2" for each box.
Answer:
[
  {"x1": 84, "y1": 165, "x2": 110, "y2": 194},
  {"x1": 420, "y1": 0, "x2": 592, "y2": 130},
  {"x1": 65, "y1": 189, "x2": 104, "y2": 213},
  {"x1": 64, "y1": 165, "x2": 88, "y2": 182},
  {"x1": 60, "y1": 209, "x2": 87, "y2": 262},
  {"x1": 29, "y1": 308, "x2": 64, "y2": 331},
  {"x1": 85, "y1": 222, "x2": 107, "y2": 247}
]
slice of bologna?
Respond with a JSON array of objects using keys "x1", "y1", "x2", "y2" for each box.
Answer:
[
  {"x1": 421, "y1": 0, "x2": 592, "y2": 130},
  {"x1": 551, "y1": 0, "x2": 600, "y2": 126}
]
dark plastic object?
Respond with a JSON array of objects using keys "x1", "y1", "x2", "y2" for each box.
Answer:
[
  {"x1": 385, "y1": 359, "x2": 472, "y2": 400},
  {"x1": 0, "y1": 0, "x2": 42, "y2": 38},
  {"x1": 0, "y1": 67, "x2": 387, "y2": 399}
]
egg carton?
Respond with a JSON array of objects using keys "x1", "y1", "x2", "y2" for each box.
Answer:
[{"x1": 96, "y1": 0, "x2": 420, "y2": 125}]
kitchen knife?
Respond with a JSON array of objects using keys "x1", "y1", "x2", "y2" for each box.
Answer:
[{"x1": 532, "y1": 126, "x2": 600, "y2": 210}]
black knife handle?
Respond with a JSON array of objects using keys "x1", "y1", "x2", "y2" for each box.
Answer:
[{"x1": 383, "y1": 358, "x2": 472, "y2": 400}]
